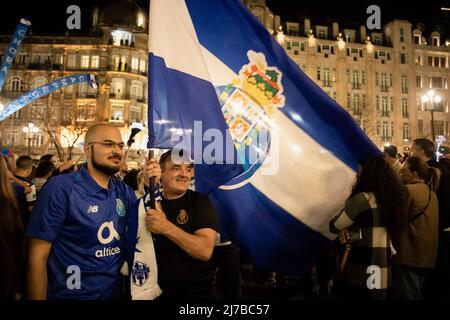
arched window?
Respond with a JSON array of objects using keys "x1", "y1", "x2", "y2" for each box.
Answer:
[
  {"x1": 8, "y1": 76, "x2": 24, "y2": 92},
  {"x1": 111, "y1": 78, "x2": 126, "y2": 99},
  {"x1": 130, "y1": 80, "x2": 143, "y2": 98},
  {"x1": 31, "y1": 76, "x2": 47, "y2": 89}
]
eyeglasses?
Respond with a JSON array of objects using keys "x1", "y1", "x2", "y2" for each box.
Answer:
[{"x1": 89, "y1": 141, "x2": 126, "y2": 150}]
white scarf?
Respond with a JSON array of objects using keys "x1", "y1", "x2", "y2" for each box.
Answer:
[{"x1": 126, "y1": 193, "x2": 162, "y2": 300}]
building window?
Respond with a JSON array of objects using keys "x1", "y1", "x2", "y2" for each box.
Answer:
[
  {"x1": 433, "y1": 36, "x2": 440, "y2": 47},
  {"x1": 436, "y1": 121, "x2": 444, "y2": 136},
  {"x1": 403, "y1": 123, "x2": 409, "y2": 140},
  {"x1": 130, "y1": 80, "x2": 143, "y2": 98},
  {"x1": 3, "y1": 131, "x2": 18, "y2": 146},
  {"x1": 129, "y1": 106, "x2": 141, "y2": 123},
  {"x1": 8, "y1": 76, "x2": 23, "y2": 92},
  {"x1": 131, "y1": 57, "x2": 139, "y2": 71},
  {"x1": 352, "y1": 70, "x2": 360, "y2": 89},
  {"x1": 300, "y1": 42, "x2": 305, "y2": 51},
  {"x1": 77, "y1": 103, "x2": 96, "y2": 121},
  {"x1": 434, "y1": 57, "x2": 440, "y2": 67},
  {"x1": 90, "y1": 55, "x2": 99, "y2": 69},
  {"x1": 16, "y1": 53, "x2": 27, "y2": 65},
  {"x1": 10, "y1": 109, "x2": 21, "y2": 119},
  {"x1": 55, "y1": 54, "x2": 63, "y2": 65},
  {"x1": 414, "y1": 35, "x2": 421, "y2": 44},
  {"x1": 31, "y1": 76, "x2": 47, "y2": 89},
  {"x1": 110, "y1": 105, "x2": 124, "y2": 122},
  {"x1": 418, "y1": 119, "x2": 423, "y2": 136},
  {"x1": 67, "y1": 54, "x2": 76, "y2": 68},
  {"x1": 441, "y1": 57, "x2": 446, "y2": 68},
  {"x1": 27, "y1": 132, "x2": 44, "y2": 148},
  {"x1": 401, "y1": 75, "x2": 408, "y2": 94},
  {"x1": 316, "y1": 67, "x2": 321, "y2": 81},
  {"x1": 137, "y1": 12, "x2": 145, "y2": 28},
  {"x1": 432, "y1": 77, "x2": 443, "y2": 89},
  {"x1": 382, "y1": 122, "x2": 389, "y2": 141},
  {"x1": 415, "y1": 55, "x2": 422, "y2": 66},
  {"x1": 139, "y1": 59, "x2": 146, "y2": 73},
  {"x1": 400, "y1": 53, "x2": 406, "y2": 64},
  {"x1": 400, "y1": 28, "x2": 404, "y2": 42},
  {"x1": 381, "y1": 96, "x2": 388, "y2": 116},
  {"x1": 111, "y1": 29, "x2": 133, "y2": 46},
  {"x1": 402, "y1": 98, "x2": 409, "y2": 118},
  {"x1": 81, "y1": 55, "x2": 90, "y2": 68},
  {"x1": 111, "y1": 78, "x2": 126, "y2": 99},
  {"x1": 323, "y1": 68, "x2": 331, "y2": 86},
  {"x1": 416, "y1": 75, "x2": 422, "y2": 88},
  {"x1": 317, "y1": 28, "x2": 327, "y2": 39}
]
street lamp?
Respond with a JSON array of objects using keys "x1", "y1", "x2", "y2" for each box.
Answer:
[
  {"x1": 421, "y1": 90, "x2": 441, "y2": 142},
  {"x1": 22, "y1": 122, "x2": 39, "y2": 156}
]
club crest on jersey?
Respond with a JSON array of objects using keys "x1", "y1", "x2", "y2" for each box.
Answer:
[
  {"x1": 131, "y1": 261, "x2": 150, "y2": 287},
  {"x1": 177, "y1": 209, "x2": 189, "y2": 225},
  {"x1": 116, "y1": 198, "x2": 125, "y2": 217}
]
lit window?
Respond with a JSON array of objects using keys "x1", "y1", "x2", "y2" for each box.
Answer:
[
  {"x1": 90, "y1": 55, "x2": 99, "y2": 69},
  {"x1": 81, "y1": 55, "x2": 90, "y2": 68},
  {"x1": 137, "y1": 13, "x2": 145, "y2": 28},
  {"x1": 111, "y1": 105, "x2": 124, "y2": 122},
  {"x1": 67, "y1": 54, "x2": 76, "y2": 68}
]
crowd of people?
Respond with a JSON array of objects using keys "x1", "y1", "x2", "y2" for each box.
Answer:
[{"x1": 1, "y1": 122, "x2": 450, "y2": 300}]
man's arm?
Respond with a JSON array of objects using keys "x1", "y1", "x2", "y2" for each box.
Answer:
[
  {"x1": 27, "y1": 238, "x2": 52, "y2": 300},
  {"x1": 146, "y1": 209, "x2": 216, "y2": 261}
]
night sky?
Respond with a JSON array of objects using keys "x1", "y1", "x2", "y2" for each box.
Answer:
[{"x1": 0, "y1": 0, "x2": 448, "y2": 35}]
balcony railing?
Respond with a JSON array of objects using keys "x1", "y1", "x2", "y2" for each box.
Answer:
[
  {"x1": 28, "y1": 62, "x2": 52, "y2": 70},
  {"x1": 380, "y1": 86, "x2": 389, "y2": 92},
  {"x1": 109, "y1": 93, "x2": 130, "y2": 100},
  {"x1": 107, "y1": 65, "x2": 147, "y2": 76},
  {"x1": 77, "y1": 92, "x2": 97, "y2": 99}
]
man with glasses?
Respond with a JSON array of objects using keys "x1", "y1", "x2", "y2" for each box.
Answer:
[{"x1": 26, "y1": 123, "x2": 161, "y2": 300}]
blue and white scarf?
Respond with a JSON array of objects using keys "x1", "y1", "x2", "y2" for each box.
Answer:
[{"x1": 126, "y1": 187, "x2": 162, "y2": 300}]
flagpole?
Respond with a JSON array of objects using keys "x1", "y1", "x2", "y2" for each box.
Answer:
[{"x1": 148, "y1": 149, "x2": 156, "y2": 209}]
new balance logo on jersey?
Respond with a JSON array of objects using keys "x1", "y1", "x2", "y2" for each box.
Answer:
[{"x1": 87, "y1": 205, "x2": 99, "y2": 213}]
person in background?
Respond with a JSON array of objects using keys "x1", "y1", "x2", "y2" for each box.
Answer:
[
  {"x1": 12, "y1": 156, "x2": 37, "y2": 228},
  {"x1": 329, "y1": 156, "x2": 406, "y2": 300},
  {"x1": 32, "y1": 161, "x2": 56, "y2": 195},
  {"x1": 0, "y1": 156, "x2": 26, "y2": 299},
  {"x1": 392, "y1": 156, "x2": 439, "y2": 299},
  {"x1": 39, "y1": 154, "x2": 76, "y2": 177},
  {"x1": 384, "y1": 144, "x2": 402, "y2": 175}
]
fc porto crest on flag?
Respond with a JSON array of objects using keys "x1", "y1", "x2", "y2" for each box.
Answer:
[
  {"x1": 131, "y1": 261, "x2": 150, "y2": 287},
  {"x1": 219, "y1": 50, "x2": 284, "y2": 174}
]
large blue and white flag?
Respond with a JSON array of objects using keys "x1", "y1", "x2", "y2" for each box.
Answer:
[
  {"x1": 0, "y1": 18, "x2": 31, "y2": 91},
  {"x1": 148, "y1": 0, "x2": 381, "y2": 274},
  {"x1": 0, "y1": 74, "x2": 98, "y2": 122}
]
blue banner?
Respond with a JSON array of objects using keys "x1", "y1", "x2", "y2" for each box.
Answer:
[
  {"x1": 0, "y1": 74, "x2": 99, "y2": 121},
  {"x1": 0, "y1": 18, "x2": 31, "y2": 91}
]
